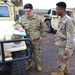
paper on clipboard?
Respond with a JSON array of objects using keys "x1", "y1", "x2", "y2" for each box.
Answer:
[{"x1": 12, "y1": 29, "x2": 27, "y2": 36}]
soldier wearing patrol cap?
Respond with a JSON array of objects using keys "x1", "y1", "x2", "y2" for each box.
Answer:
[
  {"x1": 14, "y1": 3, "x2": 46, "y2": 72},
  {"x1": 51, "y1": 1, "x2": 75, "y2": 75}
]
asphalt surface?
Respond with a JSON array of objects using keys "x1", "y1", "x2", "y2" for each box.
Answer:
[{"x1": 26, "y1": 33, "x2": 75, "y2": 75}]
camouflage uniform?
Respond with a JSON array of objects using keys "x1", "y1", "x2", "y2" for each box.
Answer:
[
  {"x1": 14, "y1": 14, "x2": 46, "y2": 64},
  {"x1": 55, "y1": 14, "x2": 75, "y2": 71}
]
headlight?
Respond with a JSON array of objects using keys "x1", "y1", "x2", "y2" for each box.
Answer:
[{"x1": 4, "y1": 34, "x2": 12, "y2": 40}]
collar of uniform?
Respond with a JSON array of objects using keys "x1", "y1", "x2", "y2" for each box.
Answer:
[
  {"x1": 26, "y1": 14, "x2": 36, "y2": 20},
  {"x1": 59, "y1": 14, "x2": 67, "y2": 22}
]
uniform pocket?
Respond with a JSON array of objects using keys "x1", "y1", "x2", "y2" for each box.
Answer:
[{"x1": 30, "y1": 31, "x2": 40, "y2": 40}]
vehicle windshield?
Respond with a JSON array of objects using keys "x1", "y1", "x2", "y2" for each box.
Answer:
[
  {"x1": 0, "y1": 6, "x2": 10, "y2": 17},
  {"x1": 19, "y1": 10, "x2": 25, "y2": 17},
  {"x1": 52, "y1": 10, "x2": 57, "y2": 15},
  {"x1": 66, "y1": 11, "x2": 72, "y2": 17},
  {"x1": 52, "y1": 10, "x2": 72, "y2": 17}
]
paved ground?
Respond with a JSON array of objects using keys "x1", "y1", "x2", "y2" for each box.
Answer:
[{"x1": 26, "y1": 33, "x2": 75, "y2": 75}]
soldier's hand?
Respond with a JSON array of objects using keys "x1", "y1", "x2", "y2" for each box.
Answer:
[
  {"x1": 64, "y1": 49, "x2": 69, "y2": 56},
  {"x1": 18, "y1": 28, "x2": 24, "y2": 32},
  {"x1": 37, "y1": 36, "x2": 43, "y2": 46},
  {"x1": 38, "y1": 36, "x2": 43, "y2": 43}
]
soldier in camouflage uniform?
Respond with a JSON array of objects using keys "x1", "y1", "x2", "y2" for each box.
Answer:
[
  {"x1": 51, "y1": 2, "x2": 75, "y2": 75},
  {"x1": 14, "y1": 3, "x2": 46, "y2": 72}
]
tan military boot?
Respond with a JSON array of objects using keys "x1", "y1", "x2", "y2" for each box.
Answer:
[
  {"x1": 64, "y1": 66, "x2": 70, "y2": 73},
  {"x1": 35, "y1": 64, "x2": 42, "y2": 72},
  {"x1": 51, "y1": 71, "x2": 64, "y2": 75},
  {"x1": 26, "y1": 61, "x2": 33, "y2": 70}
]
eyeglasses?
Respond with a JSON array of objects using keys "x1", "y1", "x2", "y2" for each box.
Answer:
[{"x1": 25, "y1": 10, "x2": 32, "y2": 12}]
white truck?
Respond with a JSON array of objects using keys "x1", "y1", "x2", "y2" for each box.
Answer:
[
  {"x1": 44, "y1": 8, "x2": 73, "y2": 33},
  {"x1": 0, "y1": 0, "x2": 32, "y2": 75}
]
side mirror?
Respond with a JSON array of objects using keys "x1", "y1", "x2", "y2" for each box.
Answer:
[{"x1": 14, "y1": 14, "x2": 19, "y2": 21}]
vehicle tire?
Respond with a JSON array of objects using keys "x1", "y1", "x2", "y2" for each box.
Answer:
[
  {"x1": 9, "y1": 50, "x2": 27, "y2": 75},
  {"x1": 0, "y1": 64, "x2": 10, "y2": 75},
  {"x1": 45, "y1": 20, "x2": 53, "y2": 33}
]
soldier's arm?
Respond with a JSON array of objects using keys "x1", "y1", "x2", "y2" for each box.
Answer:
[
  {"x1": 65, "y1": 19, "x2": 75, "y2": 52},
  {"x1": 39, "y1": 17, "x2": 47, "y2": 37},
  {"x1": 14, "y1": 17, "x2": 23, "y2": 30}
]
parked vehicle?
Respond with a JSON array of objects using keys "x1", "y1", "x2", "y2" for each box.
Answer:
[{"x1": 44, "y1": 8, "x2": 73, "y2": 33}]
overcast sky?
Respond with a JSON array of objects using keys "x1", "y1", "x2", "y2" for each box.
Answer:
[{"x1": 23, "y1": 0, "x2": 75, "y2": 9}]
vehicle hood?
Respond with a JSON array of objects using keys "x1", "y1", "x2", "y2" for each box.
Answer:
[{"x1": 0, "y1": 21, "x2": 15, "y2": 40}]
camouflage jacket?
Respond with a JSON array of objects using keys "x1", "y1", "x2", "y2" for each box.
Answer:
[
  {"x1": 14, "y1": 14, "x2": 46, "y2": 40},
  {"x1": 55, "y1": 14, "x2": 75, "y2": 50}
]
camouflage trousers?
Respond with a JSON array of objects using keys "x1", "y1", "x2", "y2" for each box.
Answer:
[
  {"x1": 57, "y1": 46, "x2": 74, "y2": 71},
  {"x1": 26, "y1": 40, "x2": 41, "y2": 64}
]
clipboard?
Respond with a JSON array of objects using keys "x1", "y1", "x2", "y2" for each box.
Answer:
[{"x1": 12, "y1": 29, "x2": 27, "y2": 36}]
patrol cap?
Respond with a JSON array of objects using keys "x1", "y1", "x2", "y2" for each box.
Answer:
[{"x1": 56, "y1": 1, "x2": 66, "y2": 9}]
